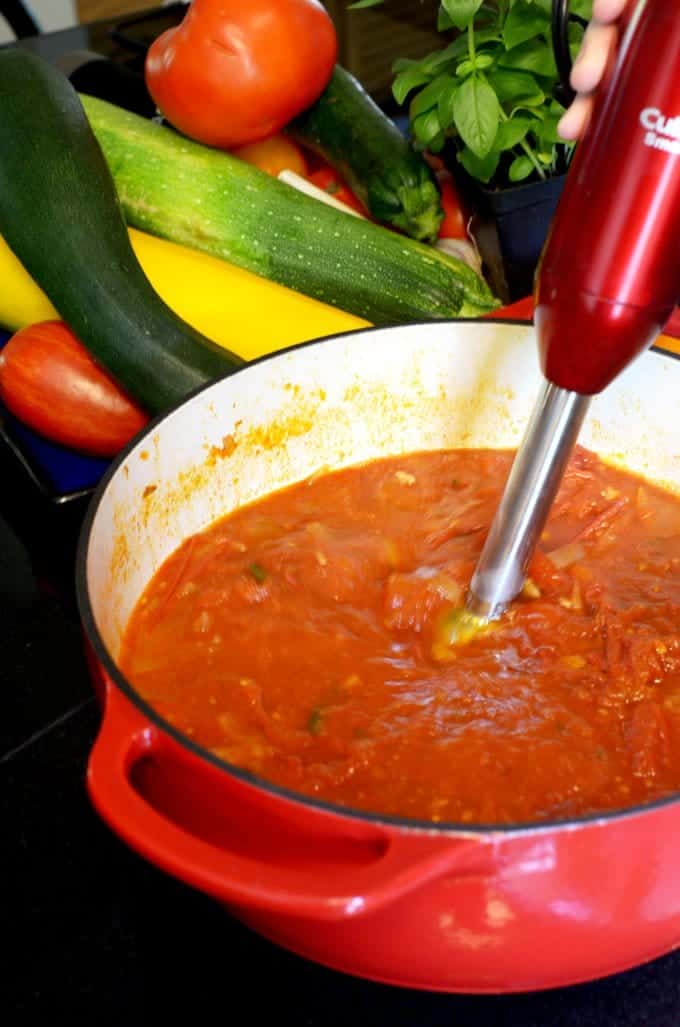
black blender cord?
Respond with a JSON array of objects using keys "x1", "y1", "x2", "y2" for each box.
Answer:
[
  {"x1": 1, "y1": 0, "x2": 40, "y2": 39},
  {"x1": 552, "y1": 0, "x2": 578, "y2": 108}
]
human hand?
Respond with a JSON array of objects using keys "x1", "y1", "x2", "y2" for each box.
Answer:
[{"x1": 558, "y1": 0, "x2": 631, "y2": 140}]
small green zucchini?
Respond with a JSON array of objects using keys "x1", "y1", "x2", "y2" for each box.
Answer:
[
  {"x1": 289, "y1": 65, "x2": 444, "y2": 243},
  {"x1": 0, "y1": 50, "x2": 243, "y2": 414}
]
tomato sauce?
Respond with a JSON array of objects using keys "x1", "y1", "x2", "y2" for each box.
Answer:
[{"x1": 119, "y1": 448, "x2": 680, "y2": 824}]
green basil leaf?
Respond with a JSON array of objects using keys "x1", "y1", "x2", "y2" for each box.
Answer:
[
  {"x1": 437, "y1": 6, "x2": 455, "y2": 31},
  {"x1": 410, "y1": 73, "x2": 457, "y2": 117},
  {"x1": 428, "y1": 27, "x2": 502, "y2": 65},
  {"x1": 393, "y1": 65, "x2": 435, "y2": 107},
  {"x1": 508, "y1": 155, "x2": 535, "y2": 182},
  {"x1": 393, "y1": 57, "x2": 419, "y2": 74},
  {"x1": 458, "y1": 145, "x2": 500, "y2": 184},
  {"x1": 452, "y1": 75, "x2": 501, "y2": 158},
  {"x1": 348, "y1": 0, "x2": 384, "y2": 7},
  {"x1": 568, "y1": 22, "x2": 586, "y2": 46},
  {"x1": 568, "y1": 23, "x2": 586, "y2": 63},
  {"x1": 487, "y1": 68, "x2": 545, "y2": 105},
  {"x1": 248, "y1": 562, "x2": 268, "y2": 583},
  {"x1": 456, "y1": 53, "x2": 495, "y2": 78},
  {"x1": 503, "y1": 0, "x2": 550, "y2": 50},
  {"x1": 510, "y1": 106, "x2": 544, "y2": 125},
  {"x1": 437, "y1": 77, "x2": 460, "y2": 132},
  {"x1": 569, "y1": 0, "x2": 593, "y2": 18},
  {"x1": 477, "y1": 7, "x2": 498, "y2": 28},
  {"x1": 421, "y1": 40, "x2": 466, "y2": 74},
  {"x1": 441, "y1": 0, "x2": 484, "y2": 31},
  {"x1": 536, "y1": 110, "x2": 563, "y2": 147},
  {"x1": 412, "y1": 108, "x2": 445, "y2": 147},
  {"x1": 475, "y1": 54, "x2": 495, "y2": 71},
  {"x1": 494, "y1": 116, "x2": 532, "y2": 151},
  {"x1": 427, "y1": 131, "x2": 447, "y2": 154},
  {"x1": 548, "y1": 97, "x2": 567, "y2": 116},
  {"x1": 499, "y1": 38, "x2": 557, "y2": 78}
]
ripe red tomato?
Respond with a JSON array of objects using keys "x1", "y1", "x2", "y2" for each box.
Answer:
[
  {"x1": 145, "y1": 0, "x2": 338, "y2": 150},
  {"x1": 436, "y1": 170, "x2": 469, "y2": 240},
  {"x1": 0, "y1": 321, "x2": 148, "y2": 457}
]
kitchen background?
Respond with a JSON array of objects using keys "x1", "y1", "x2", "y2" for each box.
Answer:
[
  {"x1": 0, "y1": 1, "x2": 171, "y2": 43},
  {"x1": 0, "y1": 1, "x2": 443, "y2": 102}
]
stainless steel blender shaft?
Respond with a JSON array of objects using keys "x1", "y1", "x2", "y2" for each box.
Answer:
[{"x1": 465, "y1": 381, "x2": 591, "y2": 622}]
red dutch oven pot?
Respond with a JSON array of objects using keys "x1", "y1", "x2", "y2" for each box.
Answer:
[{"x1": 77, "y1": 321, "x2": 680, "y2": 993}]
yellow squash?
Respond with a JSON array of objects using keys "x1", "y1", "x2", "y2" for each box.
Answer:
[{"x1": 0, "y1": 227, "x2": 369, "y2": 358}]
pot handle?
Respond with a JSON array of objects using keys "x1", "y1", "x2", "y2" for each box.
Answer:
[{"x1": 88, "y1": 680, "x2": 496, "y2": 922}]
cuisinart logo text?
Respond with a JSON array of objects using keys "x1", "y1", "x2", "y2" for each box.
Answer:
[{"x1": 640, "y1": 108, "x2": 680, "y2": 154}]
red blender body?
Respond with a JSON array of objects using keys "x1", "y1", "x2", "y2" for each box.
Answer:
[
  {"x1": 536, "y1": 0, "x2": 680, "y2": 393},
  {"x1": 460, "y1": 0, "x2": 680, "y2": 626}
]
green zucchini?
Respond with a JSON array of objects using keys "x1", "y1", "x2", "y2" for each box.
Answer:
[
  {"x1": 290, "y1": 65, "x2": 443, "y2": 243},
  {"x1": 79, "y1": 94, "x2": 498, "y2": 325},
  {"x1": 0, "y1": 51, "x2": 243, "y2": 414}
]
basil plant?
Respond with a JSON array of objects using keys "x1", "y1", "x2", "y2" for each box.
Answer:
[{"x1": 354, "y1": 0, "x2": 593, "y2": 187}]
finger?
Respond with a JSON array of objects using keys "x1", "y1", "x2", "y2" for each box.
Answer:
[
  {"x1": 570, "y1": 21, "x2": 618, "y2": 94},
  {"x1": 558, "y1": 94, "x2": 593, "y2": 141},
  {"x1": 592, "y1": 0, "x2": 630, "y2": 24}
]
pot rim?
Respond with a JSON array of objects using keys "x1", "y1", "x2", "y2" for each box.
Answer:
[{"x1": 76, "y1": 318, "x2": 680, "y2": 837}]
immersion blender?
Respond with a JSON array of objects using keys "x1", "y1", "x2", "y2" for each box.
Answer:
[{"x1": 460, "y1": 0, "x2": 680, "y2": 630}]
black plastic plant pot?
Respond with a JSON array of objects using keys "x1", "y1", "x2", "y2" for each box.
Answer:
[{"x1": 484, "y1": 173, "x2": 566, "y2": 301}]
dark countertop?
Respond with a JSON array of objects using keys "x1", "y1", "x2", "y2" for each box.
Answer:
[{"x1": 4, "y1": 8, "x2": 680, "y2": 1024}]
